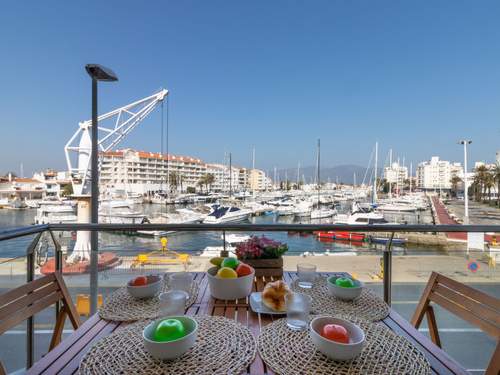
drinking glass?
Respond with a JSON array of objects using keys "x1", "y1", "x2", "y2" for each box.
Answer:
[
  {"x1": 285, "y1": 293, "x2": 312, "y2": 331},
  {"x1": 159, "y1": 290, "x2": 188, "y2": 316},
  {"x1": 297, "y1": 263, "x2": 316, "y2": 288},
  {"x1": 169, "y1": 272, "x2": 194, "y2": 295}
]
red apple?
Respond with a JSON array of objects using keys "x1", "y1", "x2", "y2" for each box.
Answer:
[
  {"x1": 235, "y1": 263, "x2": 254, "y2": 277},
  {"x1": 321, "y1": 324, "x2": 349, "y2": 344},
  {"x1": 131, "y1": 276, "x2": 148, "y2": 286}
]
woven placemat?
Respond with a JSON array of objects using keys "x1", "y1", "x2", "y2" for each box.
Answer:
[
  {"x1": 290, "y1": 276, "x2": 389, "y2": 322},
  {"x1": 79, "y1": 315, "x2": 256, "y2": 375},
  {"x1": 258, "y1": 316, "x2": 431, "y2": 375},
  {"x1": 99, "y1": 278, "x2": 199, "y2": 322}
]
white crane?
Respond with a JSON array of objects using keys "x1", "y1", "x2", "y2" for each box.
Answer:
[
  {"x1": 65, "y1": 89, "x2": 168, "y2": 196},
  {"x1": 65, "y1": 89, "x2": 168, "y2": 262}
]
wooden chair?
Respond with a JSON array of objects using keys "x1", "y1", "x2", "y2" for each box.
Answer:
[
  {"x1": 0, "y1": 272, "x2": 81, "y2": 374},
  {"x1": 411, "y1": 272, "x2": 500, "y2": 375}
]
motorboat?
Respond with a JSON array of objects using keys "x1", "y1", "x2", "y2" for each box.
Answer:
[
  {"x1": 200, "y1": 246, "x2": 237, "y2": 257},
  {"x1": 334, "y1": 202, "x2": 390, "y2": 225},
  {"x1": 203, "y1": 206, "x2": 252, "y2": 224},
  {"x1": 310, "y1": 208, "x2": 336, "y2": 219},
  {"x1": 222, "y1": 234, "x2": 251, "y2": 245},
  {"x1": 375, "y1": 202, "x2": 418, "y2": 213},
  {"x1": 276, "y1": 205, "x2": 295, "y2": 216},
  {"x1": 137, "y1": 210, "x2": 204, "y2": 236},
  {"x1": 293, "y1": 200, "x2": 313, "y2": 217},
  {"x1": 99, "y1": 208, "x2": 148, "y2": 225},
  {"x1": 100, "y1": 199, "x2": 133, "y2": 210},
  {"x1": 369, "y1": 236, "x2": 407, "y2": 245},
  {"x1": 35, "y1": 202, "x2": 77, "y2": 224},
  {"x1": 316, "y1": 231, "x2": 365, "y2": 242},
  {"x1": 243, "y1": 201, "x2": 274, "y2": 216}
]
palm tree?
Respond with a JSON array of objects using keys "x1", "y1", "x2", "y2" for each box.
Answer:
[
  {"x1": 168, "y1": 172, "x2": 179, "y2": 192},
  {"x1": 493, "y1": 163, "x2": 500, "y2": 207},
  {"x1": 196, "y1": 178, "x2": 205, "y2": 193},
  {"x1": 484, "y1": 172, "x2": 495, "y2": 203},
  {"x1": 474, "y1": 165, "x2": 489, "y2": 202},
  {"x1": 450, "y1": 176, "x2": 462, "y2": 198},
  {"x1": 205, "y1": 174, "x2": 215, "y2": 192}
]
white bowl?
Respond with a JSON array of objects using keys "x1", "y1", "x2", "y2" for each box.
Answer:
[
  {"x1": 143, "y1": 316, "x2": 198, "y2": 360},
  {"x1": 127, "y1": 275, "x2": 162, "y2": 299},
  {"x1": 207, "y1": 266, "x2": 254, "y2": 300},
  {"x1": 326, "y1": 276, "x2": 364, "y2": 301},
  {"x1": 310, "y1": 316, "x2": 365, "y2": 361}
]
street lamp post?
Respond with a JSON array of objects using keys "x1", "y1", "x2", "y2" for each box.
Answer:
[
  {"x1": 85, "y1": 64, "x2": 118, "y2": 314},
  {"x1": 458, "y1": 140, "x2": 472, "y2": 224}
]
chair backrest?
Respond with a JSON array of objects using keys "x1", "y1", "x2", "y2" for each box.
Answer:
[
  {"x1": 411, "y1": 272, "x2": 500, "y2": 375},
  {"x1": 0, "y1": 272, "x2": 81, "y2": 374},
  {"x1": 0, "y1": 272, "x2": 79, "y2": 335}
]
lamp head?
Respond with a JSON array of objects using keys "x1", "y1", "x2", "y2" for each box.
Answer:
[{"x1": 85, "y1": 64, "x2": 118, "y2": 82}]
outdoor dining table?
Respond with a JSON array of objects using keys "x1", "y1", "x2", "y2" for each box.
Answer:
[{"x1": 26, "y1": 271, "x2": 468, "y2": 375}]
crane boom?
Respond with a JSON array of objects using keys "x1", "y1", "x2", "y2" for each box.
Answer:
[{"x1": 65, "y1": 89, "x2": 168, "y2": 195}]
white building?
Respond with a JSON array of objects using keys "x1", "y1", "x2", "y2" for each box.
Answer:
[
  {"x1": 100, "y1": 148, "x2": 270, "y2": 194},
  {"x1": 383, "y1": 162, "x2": 408, "y2": 186},
  {"x1": 32, "y1": 170, "x2": 72, "y2": 198},
  {"x1": 100, "y1": 149, "x2": 206, "y2": 194},
  {"x1": 249, "y1": 169, "x2": 267, "y2": 191},
  {"x1": 416, "y1": 156, "x2": 463, "y2": 190}
]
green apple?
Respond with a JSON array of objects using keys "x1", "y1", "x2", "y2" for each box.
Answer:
[
  {"x1": 335, "y1": 277, "x2": 355, "y2": 288},
  {"x1": 153, "y1": 318, "x2": 186, "y2": 342},
  {"x1": 221, "y1": 257, "x2": 239, "y2": 270}
]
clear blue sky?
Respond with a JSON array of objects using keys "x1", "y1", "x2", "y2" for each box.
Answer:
[{"x1": 1, "y1": 1, "x2": 500, "y2": 176}]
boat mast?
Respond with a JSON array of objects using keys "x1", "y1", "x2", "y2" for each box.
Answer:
[
  {"x1": 252, "y1": 146, "x2": 255, "y2": 197},
  {"x1": 297, "y1": 162, "x2": 300, "y2": 188},
  {"x1": 373, "y1": 141, "x2": 378, "y2": 204},
  {"x1": 317, "y1": 139, "x2": 320, "y2": 206},
  {"x1": 229, "y1": 152, "x2": 232, "y2": 197},
  {"x1": 409, "y1": 161, "x2": 413, "y2": 193},
  {"x1": 389, "y1": 148, "x2": 393, "y2": 199}
]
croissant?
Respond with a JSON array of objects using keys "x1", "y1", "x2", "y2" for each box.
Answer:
[{"x1": 262, "y1": 280, "x2": 291, "y2": 312}]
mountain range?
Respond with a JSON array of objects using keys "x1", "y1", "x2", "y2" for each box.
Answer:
[{"x1": 274, "y1": 165, "x2": 382, "y2": 185}]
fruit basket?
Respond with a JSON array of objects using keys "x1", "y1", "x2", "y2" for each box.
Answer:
[{"x1": 206, "y1": 265, "x2": 255, "y2": 300}]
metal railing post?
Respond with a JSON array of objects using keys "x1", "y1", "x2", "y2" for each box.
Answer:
[
  {"x1": 221, "y1": 230, "x2": 228, "y2": 258},
  {"x1": 26, "y1": 232, "x2": 42, "y2": 370},
  {"x1": 383, "y1": 232, "x2": 394, "y2": 306},
  {"x1": 49, "y1": 230, "x2": 63, "y2": 319}
]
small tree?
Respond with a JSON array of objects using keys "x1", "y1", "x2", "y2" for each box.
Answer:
[
  {"x1": 450, "y1": 176, "x2": 462, "y2": 198},
  {"x1": 61, "y1": 184, "x2": 73, "y2": 197},
  {"x1": 493, "y1": 163, "x2": 500, "y2": 207}
]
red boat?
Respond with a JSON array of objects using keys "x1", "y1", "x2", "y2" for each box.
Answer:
[{"x1": 316, "y1": 231, "x2": 365, "y2": 242}]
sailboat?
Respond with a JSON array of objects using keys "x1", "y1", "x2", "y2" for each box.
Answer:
[{"x1": 310, "y1": 139, "x2": 336, "y2": 220}]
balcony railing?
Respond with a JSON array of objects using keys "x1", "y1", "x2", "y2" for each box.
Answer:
[{"x1": 0, "y1": 222, "x2": 499, "y2": 372}]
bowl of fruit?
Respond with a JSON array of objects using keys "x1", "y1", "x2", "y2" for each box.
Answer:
[
  {"x1": 326, "y1": 275, "x2": 364, "y2": 301},
  {"x1": 310, "y1": 316, "x2": 365, "y2": 361},
  {"x1": 207, "y1": 257, "x2": 255, "y2": 300},
  {"x1": 143, "y1": 316, "x2": 198, "y2": 360},
  {"x1": 127, "y1": 275, "x2": 162, "y2": 299}
]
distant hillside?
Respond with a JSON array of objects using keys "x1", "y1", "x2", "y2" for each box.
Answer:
[{"x1": 275, "y1": 165, "x2": 381, "y2": 185}]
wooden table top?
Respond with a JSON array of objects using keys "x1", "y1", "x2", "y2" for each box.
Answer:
[{"x1": 26, "y1": 272, "x2": 468, "y2": 375}]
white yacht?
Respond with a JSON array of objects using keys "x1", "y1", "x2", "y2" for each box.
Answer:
[
  {"x1": 100, "y1": 199, "x2": 133, "y2": 210},
  {"x1": 35, "y1": 202, "x2": 77, "y2": 224},
  {"x1": 243, "y1": 201, "x2": 274, "y2": 215},
  {"x1": 334, "y1": 202, "x2": 389, "y2": 225},
  {"x1": 310, "y1": 208, "x2": 336, "y2": 219},
  {"x1": 137, "y1": 210, "x2": 204, "y2": 236},
  {"x1": 203, "y1": 206, "x2": 252, "y2": 224},
  {"x1": 375, "y1": 202, "x2": 418, "y2": 212},
  {"x1": 99, "y1": 208, "x2": 148, "y2": 225},
  {"x1": 293, "y1": 200, "x2": 313, "y2": 217},
  {"x1": 222, "y1": 234, "x2": 251, "y2": 245}
]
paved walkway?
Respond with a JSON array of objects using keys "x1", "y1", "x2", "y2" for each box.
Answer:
[{"x1": 432, "y1": 196, "x2": 498, "y2": 243}]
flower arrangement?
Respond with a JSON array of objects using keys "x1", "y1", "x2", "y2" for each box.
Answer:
[{"x1": 236, "y1": 236, "x2": 288, "y2": 260}]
